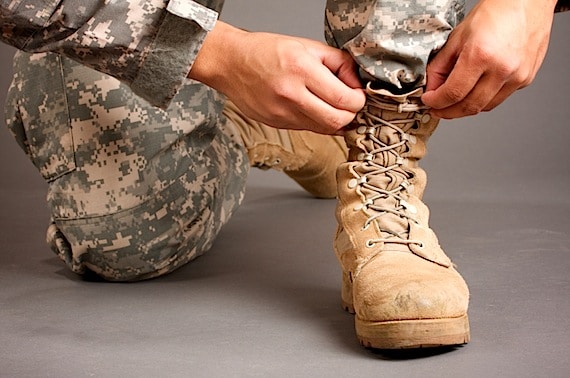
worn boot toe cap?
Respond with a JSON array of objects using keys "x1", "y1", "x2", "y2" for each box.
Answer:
[{"x1": 353, "y1": 252, "x2": 469, "y2": 322}]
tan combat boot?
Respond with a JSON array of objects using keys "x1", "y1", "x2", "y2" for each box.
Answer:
[
  {"x1": 335, "y1": 84, "x2": 470, "y2": 349},
  {"x1": 224, "y1": 100, "x2": 347, "y2": 199}
]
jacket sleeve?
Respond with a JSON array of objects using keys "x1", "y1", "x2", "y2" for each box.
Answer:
[{"x1": 0, "y1": 0, "x2": 224, "y2": 108}]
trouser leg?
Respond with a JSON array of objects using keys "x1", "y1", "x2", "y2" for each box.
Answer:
[
  {"x1": 4, "y1": 51, "x2": 249, "y2": 281},
  {"x1": 325, "y1": 0, "x2": 465, "y2": 92}
]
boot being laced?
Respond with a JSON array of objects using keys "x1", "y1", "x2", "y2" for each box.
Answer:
[{"x1": 335, "y1": 84, "x2": 470, "y2": 349}]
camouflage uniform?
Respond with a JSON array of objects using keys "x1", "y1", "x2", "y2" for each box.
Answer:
[
  {"x1": 1, "y1": 0, "x2": 224, "y2": 108},
  {"x1": 5, "y1": 51, "x2": 249, "y2": 281},
  {"x1": 2, "y1": 1, "x2": 249, "y2": 281},
  {"x1": 1, "y1": 1, "x2": 567, "y2": 281},
  {"x1": 325, "y1": 0, "x2": 465, "y2": 92}
]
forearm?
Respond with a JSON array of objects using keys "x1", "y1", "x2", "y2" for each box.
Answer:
[{"x1": 1, "y1": 0, "x2": 223, "y2": 108}]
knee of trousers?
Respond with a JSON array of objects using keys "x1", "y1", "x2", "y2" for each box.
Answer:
[
  {"x1": 47, "y1": 154, "x2": 247, "y2": 281},
  {"x1": 47, "y1": 182, "x2": 219, "y2": 282},
  {"x1": 46, "y1": 129, "x2": 248, "y2": 282}
]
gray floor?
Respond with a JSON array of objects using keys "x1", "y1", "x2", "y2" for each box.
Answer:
[
  {"x1": 1, "y1": 170, "x2": 570, "y2": 377},
  {"x1": 1, "y1": 2, "x2": 570, "y2": 377}
]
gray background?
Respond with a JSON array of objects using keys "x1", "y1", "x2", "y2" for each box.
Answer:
[{"x1": 1, "y1": 1, "x2": 569, "y2": 377}]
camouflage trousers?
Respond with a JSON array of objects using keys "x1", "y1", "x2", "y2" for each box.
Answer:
[
  {"x1": 325, "y1": 0, "x2": 465, "y2": 91},
  {"x1": 5, "y1": 51, "x2": 249, "y2": 281}
]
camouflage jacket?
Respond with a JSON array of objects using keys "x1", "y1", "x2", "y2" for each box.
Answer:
[
  {"x1": 0, "y1": 0, "x2": 225, "y2": 108},
  {"x1": 1, "y1": 0, "x2": 567, "y2": 107}
]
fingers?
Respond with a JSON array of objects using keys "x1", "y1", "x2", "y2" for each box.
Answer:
[
  {"x1": 297, "y1": 89, "x2": 363, "y2": 134},
  {"x1": 251, "y1": 95, "x2": 356, "y2": 135},
  {"x1": 305, "y1": 46, "x2": 365, "y2": 133},
  {"x1": 422, "y1": 42, "x2": 527, "y2": 119},
  {"x1": 423, "y1": 48, "x2": 534, "y2": 119},
  {"x1": 235, "y1": 69, "x2": 361, "y2": 135},
  {"x1": 263, "y1": 81, "x2": 362, "y2": 135},
  {"x1": 270, "y1": 43, "x2": 365, "y2": 134},
  {"x1": 318, "y1": 47, "x2": 363, "y2": 89},
  {"x1": 423, "y1": 51, "x2": 484, "y2": 111},
  {"x1": 305, "y1": 58, "x2": 365, "y2": 113},
  {"x1": 425, "y1": 41, "x2": 458, "y2": 93},
  {"x1": 427, "y1": 74, "x2": 507, "y2": 119}
]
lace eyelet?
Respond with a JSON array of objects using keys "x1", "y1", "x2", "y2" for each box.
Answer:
[{"x1": 366, "y1": 240, "x2": 375, "y2": 248}]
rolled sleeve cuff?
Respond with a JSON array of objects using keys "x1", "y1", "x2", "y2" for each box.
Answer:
[
  {"x1": 167, "y1": 0, "x2": 218, "y2": 31},
  {"x1": 131, "y1": 1, "x2": 219, "y2": 108}
]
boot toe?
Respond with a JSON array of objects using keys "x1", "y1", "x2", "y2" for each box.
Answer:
[{"x1": 353, "y1": 252, "x2": 469, "y2": 322}]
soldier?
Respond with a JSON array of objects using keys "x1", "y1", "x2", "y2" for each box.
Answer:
[{"x1": 1, "y1": 0, "x2": 567, "y2": 350}]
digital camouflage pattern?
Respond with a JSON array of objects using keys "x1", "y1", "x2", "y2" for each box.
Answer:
[
  {"x1": 1, "y1": 0, "x2": 224, "y2": 108},
  {"x1": 5, "y1": 51, "x2": 248, "y2": 281},
  {"x1": 325, "y1": 0, "x2": 465, "y2": 92},
  {"x1": 2, "y1": 0, "x2": 565, "y2": 105}
]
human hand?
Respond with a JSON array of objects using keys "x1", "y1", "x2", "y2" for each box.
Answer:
[
  {"x1": 189, "y1": 22, "x2": 365, "y2": 134},
  {"x1": 422, "y1": 0, "x2": 558, "y2": 119}
]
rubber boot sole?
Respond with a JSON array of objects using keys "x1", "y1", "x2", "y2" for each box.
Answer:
[{"x1": 355, "y1": 314, "x2": 470, "y2": 349}]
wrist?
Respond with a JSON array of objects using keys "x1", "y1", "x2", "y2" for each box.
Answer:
[{"x1": 188, "y1": 21, "x2": 247, "y2": 92}]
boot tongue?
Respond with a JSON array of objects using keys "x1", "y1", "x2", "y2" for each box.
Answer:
[
  {"x1": 358, "y1": 161, "x2": 412, "y2": 252},
  {"x1": 362, "y1": 106, "x2": 415, "y2": 251}
]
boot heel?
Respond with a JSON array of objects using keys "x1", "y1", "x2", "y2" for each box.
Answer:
[{"x1": 341, "y1": 271, "x2": 355, "y2": 314}]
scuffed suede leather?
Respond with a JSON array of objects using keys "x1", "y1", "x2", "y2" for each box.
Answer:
[{"x1": 223, "y1": 100, "x2": 347, "y2": 199}]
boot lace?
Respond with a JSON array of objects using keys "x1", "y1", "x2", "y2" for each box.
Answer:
[{"x1": 354, "y1": 95, "x2": 429, "y2": 249}]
